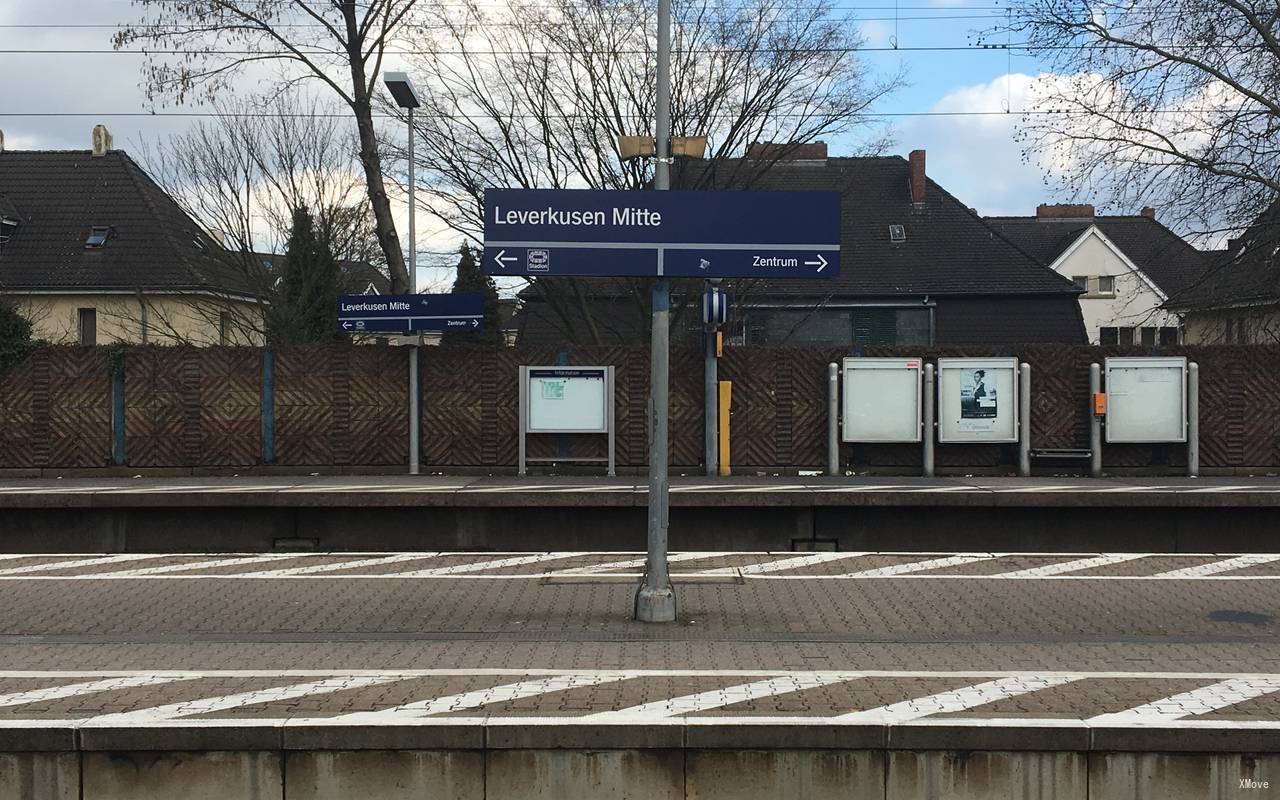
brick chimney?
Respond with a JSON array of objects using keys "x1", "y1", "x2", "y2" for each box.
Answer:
[
  {"x1": 1140, "y1": 207, "x2": 1156, "y2": 219},
  {"x1": 908, "y1": 149, "x2": 926, "y2": 205},
  {"x1": 1035, "y1": 203, "x2": 1094, "y2": 219},
  {"x1": 91, "y1": 124, "x2": 113, "y2": 157},
  {"x1": 745, "y1": 142, "x2": 828, "y2": 160}
]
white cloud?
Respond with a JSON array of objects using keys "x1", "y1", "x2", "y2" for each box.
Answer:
[
  {"x1": 897, "y1": 73, "x2": 1064, "y2": 217},
  {"x1": 859, "y1": 20, "x2": 894, "y2": 49}
]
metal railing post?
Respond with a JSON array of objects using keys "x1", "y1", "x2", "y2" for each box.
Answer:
[
  {"x1": 923, "y1": 363, "x2": 935, "y2": 478},
  {"x1": 827, "y1": 362, "x2": 839, "y2": 476},
  {"x1": 1089, "y1": 362, "x2": 1102, "y2": 478},
  {"x1": 1188, "y1": 362, "x2": 1199, "y2": 477},
  {"x1": 1018, "y1": 362, "x2": 1031, "y2": 477},
  {"x1": 705, "y1": 326, "x2": 718, "y2": 476}
]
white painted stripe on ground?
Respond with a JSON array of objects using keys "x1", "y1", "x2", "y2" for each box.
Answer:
[
  {"x1": 732, "y1": 552, "x2": 869, "y2": 576},
  {"x1": 379, "y1": 552, "x2": 591, "y2": 577},
  {"x1": 0, "y1": 554, "x2": 162, "y2": 576},
  {"x1": 1089, "y1": 678, "x2": 1280, "y2": 722},
  {"x1": 835, "y1": 675, "x2": 1083, "y2": 722},
  {"x1": 0, "y1": 675, "x2": 197, "y2": 708},
  {"x1": 85, "y1": 675, "x2": 405, "y2": 724},
  {"x1": 18, "y1": 714, "x2": 1280, "y2": 729},
  {"x1": 0, "y1": 485, "x2": 124, "y2": 493},
  {"x1": 584, "y1": 673, "x2": 859, "y2": 719},
  {"x1": 284, "y1": 484, "x2": 398, "y2": 493},
  {"x1": 341, "y1": 674, "x2": 635, "y2": 720},
  {"x1": 11, "y1": 571, "x2": 1280, "y2": 581},
  {"x1": 456, "y1": 485, "x2": 562, "y2": 493},
  {"x1": 4, "y1": 668, "x2": 1280, "y2": 680},
  {"x1": 97, "y1": 553, "x2": 301, "y2": 578},
  {"x1": 810, "y1": 485, "x2": 914, "y2": 492},
  {"x1": 98, "y1": 485, "x2": 217, "y2": 493},
  {"x1": 839, "y1": 554, "x2": 995, "y2": 577},
  {"x1": 992, "y1": 554, "x2": 1149, "y2": 578},
  {"x1": 246, "y1": 553, "x2": 443, "y2": 577},
  {"x1": 1152, "y1": 554, "x2": 1280, "y2": 578},
  {"x1": 541, "y1": 551, "x2": 732, "y2": 576},
  {"x1": 1185, "y1": 485, "x2": 1254, "y2": 493},
  {"x1": 358, "y1": 483, "x2": 463, "y2": 488}
]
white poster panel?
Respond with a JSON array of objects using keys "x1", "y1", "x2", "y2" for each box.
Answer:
[
  {"x1": 1105, "y1": 357, "x2": 1187, "y2": 443},
  {"x1": 842, "y1": 358, "x2": 922, "y2": 442},
  {"x1": 938, "y1": 358, "x2": 1019, "y2": 443},
  {"x1": 527, "y1": 367, "x2": 609, "y2": 433}
]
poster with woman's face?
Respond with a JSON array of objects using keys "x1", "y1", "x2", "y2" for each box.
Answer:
[
  {"x1": 938, "y1": 358, "x2": 1018, "y2": 442},
  {"x1": 960, "y1": 368, "x2": 998, "y2": 423}
]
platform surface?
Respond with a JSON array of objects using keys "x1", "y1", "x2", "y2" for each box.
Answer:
[
  {"x1": 4, "y1": 475, "x2": 1280, "y2": 508},
  {"x1": 3, "y1": 548, "x2": 1280, "y2": 752}
]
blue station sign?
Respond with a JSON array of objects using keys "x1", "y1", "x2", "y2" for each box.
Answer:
[
  {"x1": 337, "y1": 293, "x2": 484, "y2": 333},
  {"x1": 482, "y1": 188, "x2": 840, "y2": 279}
]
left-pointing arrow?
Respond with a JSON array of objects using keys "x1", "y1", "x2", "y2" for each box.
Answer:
[
  {"x1": 342, "y1": 321, "x2": 352, "y2": 330},
  {"x1": 494, "y1": 249, "x2": 517, "y2": 269}
]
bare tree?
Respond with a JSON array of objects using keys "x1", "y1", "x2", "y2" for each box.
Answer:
[
  {"x1": 139, "y1": 95, "x2": 387, "y2": 343},
  {"x1": 387, "y1": 0, "x2": 898, "y2": 343},
  {"x1": 114, "y1": 0, "x2": 422, "y2": 292},
  {"x1": 990, "y1": 0, "x2": 1280, "y2": 244}
]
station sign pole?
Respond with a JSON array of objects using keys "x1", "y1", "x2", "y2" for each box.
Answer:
[{"x1": 634, "y1": 0, "x2": 677, "y2": 623}]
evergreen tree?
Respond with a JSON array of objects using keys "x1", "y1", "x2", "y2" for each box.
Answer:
[
  {"x1": 441, "y1": 244, "x2": 502, "y2": 345},
  {"x1": 0, "y1": 301, "x2": 34, "y2": 371},
  {"x1": 270, "y1": 206, "x2": 343, "y2": 344}
]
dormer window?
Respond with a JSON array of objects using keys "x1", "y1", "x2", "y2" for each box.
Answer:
[
  {"x1": 85, "y1": 226, "x2": 113, "y2": 248},
  {"x1": 0, "y1": 216, "x2": 18, "y2": 249}
]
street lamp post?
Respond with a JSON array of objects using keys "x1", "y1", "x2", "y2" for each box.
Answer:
[{"x1": 383, "y1": 72, "x2": 422, "y2": 476}]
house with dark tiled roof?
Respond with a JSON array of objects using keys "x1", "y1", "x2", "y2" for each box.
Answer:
[
  {"x1": 986, "y1": 204, "x2": 1210, "y2": 345},
  {"x1": 253, "y1": 251, "x2": 391, "y2": 296},
  {"x1": 1164, "y1": 200, "x2": 1280, "y2": 344},
  {"x1": 515, "y1": 146, "x2": 1087, "y2": 346},
  {"x1": 0, "y1": 127, "x2": 264, "y2": 345}
]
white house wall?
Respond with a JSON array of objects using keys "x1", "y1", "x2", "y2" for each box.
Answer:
[{"x1": 1051, "y1": 232, "x2": 1181, "y2": 344}]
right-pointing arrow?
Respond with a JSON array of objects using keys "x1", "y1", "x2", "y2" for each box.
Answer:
[{"x1": 804, "y1": 254, "x2": 828, "y2": 272}]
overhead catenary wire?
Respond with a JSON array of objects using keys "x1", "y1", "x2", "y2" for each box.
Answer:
[
  {"x1": 0, "y1": 44, "x2": 1021, "y2": 53},
  {"x1": 0, "y1": 14, "x2": 1008, "y2": 28},
  {"x1": 0, "y1": 109, "x2": 1245, "y2": 118}
]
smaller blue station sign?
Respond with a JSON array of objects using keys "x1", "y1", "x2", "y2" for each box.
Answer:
[{"x1": 337, "y1": 293, "x2": 484, "y2": 333}]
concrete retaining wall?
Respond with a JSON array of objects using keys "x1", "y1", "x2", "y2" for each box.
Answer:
[
  {"x1": 4, "y1": 504, "x2": 1280, "y2": 553},
  {"x1": 9, "y1": 748, "x2": 1280, "y2": 799},
  {"x1": 7, "y1": 722, "x2": 1278, "y2": 799}
]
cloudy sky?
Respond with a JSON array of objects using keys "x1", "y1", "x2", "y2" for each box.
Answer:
[{"x1": 0, "y1": 0, "x2": 1084, "y2": 285}]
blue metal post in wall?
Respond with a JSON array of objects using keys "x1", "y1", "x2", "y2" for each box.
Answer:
[
  {"x1": 111, "y1": 368, "x2": 125, "y2": 466},
  {"x1": 262, "y1": 347, "x2": 276, "y2": 462}
]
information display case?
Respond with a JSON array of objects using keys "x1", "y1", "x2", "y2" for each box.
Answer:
[
  {"x1": 841, "y1": 357, "x2": 923, "y2": 443},
  {"x1": 1104, "y1": 357, "x2": 1188, "y2": 443},
  {"x1": 519, "y1": 366, "x2": 615, "y2": 475},
  {"x1": 526, "y1": 367, "x2": 609, "y2": 433},
  {"x1": 936, "y1": 357, "x2": 1020, "y2": 443}
]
